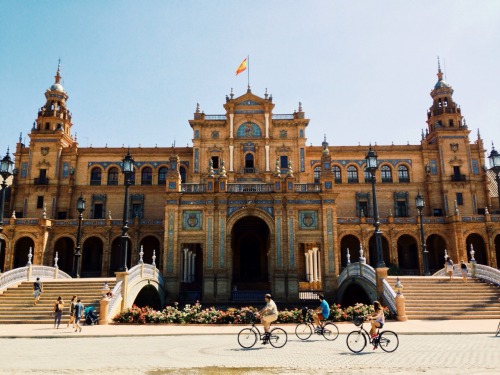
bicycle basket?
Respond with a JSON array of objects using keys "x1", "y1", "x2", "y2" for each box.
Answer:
[{"x1": 353, "y1": 315, "x2": 365, "y2": 326}]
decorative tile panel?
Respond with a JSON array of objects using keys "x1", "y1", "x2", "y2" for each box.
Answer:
[
  {"x1": 298, "y1": 210, "x2": 318, "y2": 229},
  {"x1": 182, "y1": 210, "x2": 203, "y2": 230}
]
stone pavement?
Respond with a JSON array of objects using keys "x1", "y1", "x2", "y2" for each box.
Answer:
[{"x1": 0, "y1": 318, "x2": 497, "y2": 338}]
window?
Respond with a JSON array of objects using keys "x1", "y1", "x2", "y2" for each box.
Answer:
[
  {"x1": 37, "y1": 196, "x2": 44, "y2": 209},
  {"x1": 211, "y1": 156, "x2": 219, "y2": 170},
  {"x1": 90, "y1": 167, "x2": 102, "y2": 185},
  {"x1": 398, "y1": 165, "x2": 410, "y2": 183},
  {"x1": 394, "y1": 192, "x2": 409, "y2": 217},
  {"x1": 381, "y1": 165, "x2": 392, "y2": 183},
  {"x1": 57, "y1": 212, "x2": 67, "y2": 219},
  {"x1": 141, "y1": 167, "x2": 152, "y2": 185},
  {"x1": 347, "y1": 166, "x2": 358, "y2": 183},
  {"x1": 333, "y1": 166, "x2": 342, "y2": 184},
  {"x1": 364, "y1": 169, "x2": 371, "y2": 183},
  {"x1": 93, "y1": 203, "x2": 103, "y2": 219},
  {"x1": 245, "y1": 153, "x2": 255, "y2": 173},
  {"x1": 132, "y1": 203, "x2": 142, "y2": 219},
  {"x1": 356, "y1": 192, "x2": 370, "y2": 217},
  {"x1": 456, "y1": 193, "x2": 464, "y2": 206},
  {"x1": 107, "y1": 167, "x2": 119, "y2": 185},
  {"x1": 129, "y1": 170, "x2": 136, "y2": 185},
  {"x1": 180, "y1": 166, "x2": 187, "y2": 183},
  {"x1": 358, "y1": 201, "x2": 368, "y2": 217},
  {"x1": 158, "y1": 166, "x2": 167, "y2": 185},
  {"x1": 280, "y1": 155, "x2": 288, "y2": 169},
  {"x1": 433, "y1": 208, "x2": 443, "y2": 217},
  {"x1": 313, "y1": 166, "x2": 321, "y2": 184}
]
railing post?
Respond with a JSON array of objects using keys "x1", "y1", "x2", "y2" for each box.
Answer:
[
  {"x1": 394, "y1": 278, "x2": 407, "y2": 322},
  {"x1": 115, "y1": 271, "x2": 129, "y2": 311}
]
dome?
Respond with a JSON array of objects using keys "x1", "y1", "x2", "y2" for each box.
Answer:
[
  {"x1": 434, "y1": 80, "x2": 450, "y2": 89},
  {"x1": 50, "y1": 83, "x2": 65, "y2": 92}
]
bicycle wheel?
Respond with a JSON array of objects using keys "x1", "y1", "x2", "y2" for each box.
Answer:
[
  {"x1": 269, "y1": 327, "x2": 288, "y2": 348},
  {"x1": 346, "y1": 330, "x2": 367, "y2": 353},
  {"x1": 295, "y1": 322, "x2": 313, "y2": 340},
  {"x1": 496, "y1": 322, "x2": 500, "y2": 337},
  {"x1": 237, "y1": 327, "x2": 257, "y2": 349},
  {"x1": 321, "y1": 322, "x2": 339, "y2": 341},
  {"x1": 378, "y1": 331, "x2": 399, "y2": 353}
]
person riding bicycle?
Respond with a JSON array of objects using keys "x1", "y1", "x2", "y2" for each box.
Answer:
[
  {"x1": 255, "y1": 293, "x2": 278, "y2": 340},
  {"x1": 369, "y1": 300, "x2": 385, "y2": 339},
  {"x1": 312, "y1": 294, "x2": 330, "y2": 332}
]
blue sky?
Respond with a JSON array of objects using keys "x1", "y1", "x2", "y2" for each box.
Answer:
[{"x1": 1, "y1": 0, "x2": 499, "y2": 157}]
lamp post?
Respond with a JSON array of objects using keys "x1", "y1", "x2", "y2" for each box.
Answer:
[
  {"x1": 0, "y1": 149, "x2": 14, "y2": 235},
  {"x1": 488, "y1": 143, "x2": 500, "y2": 212},
  {"x1": 119, "y1": 150, "x2": 134, "y2": 272},
  {"x1": 365, "y1": 146, "x2": 385, "y2": 268},
  {"x1": 72, "y1": 193, "x2": 86, "y2": 278},
  {"x1": 415, "y1": 191, "x2": 430, "y2": 276}
]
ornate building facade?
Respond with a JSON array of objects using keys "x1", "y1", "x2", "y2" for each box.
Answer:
[{"x1": 1, "y1": 65, "x2": 499, "y2": 303}]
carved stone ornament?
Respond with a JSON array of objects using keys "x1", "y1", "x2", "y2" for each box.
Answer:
[
  {"x1": 450, "y1": 143, "x2": 459, "y2": 152},
  {"x1": 41, "y1": 147, "x2": 49, "y2": 156}
]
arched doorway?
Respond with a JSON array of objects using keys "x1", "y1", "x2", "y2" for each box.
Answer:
[
  {"x1": 426, "y1": 234, "x2": 447, "y2": 272},
  {"x1": 340, "y1": 235, "x2": 361, "y2": 267},
  {"x1": 54, "y1": 237, "x2": 74, "y2": 275},
  {"x1": 496, "y1": 234, "x2": 500, "y2": 269},
  {"x1": 140, "y1": 236, "x2": 161, "y2": 269},
  {"x1": 339, "y1": 283, "x2": 371, "y2": 307},
  {"x1": 368, "y1": 235, "x2": 391, "y2": 268},
  {"x1": 0, "y1": 238, "x2": 6, "y2": 272},
  {"x1": 14, "y1": 237, "x2": 34, "y2": 268},
  {"x1": 82, "y1": 237, "x2": 103, "y2": 277},
  {"x1": 397, "y1": 235, "x2": 419, "y2": 275},
  {"x1": 133, "y1": 285, "x2": 161, "y2": 310},
  {"x1": 232, "y1": 216, "x2": 270, "y2": 290},
  {"x1": 109, "y1": 237, "x2": 132, "y2": 276},
  {"x1": 466, "y1": 233, "x2": 487, "y2": 265}
]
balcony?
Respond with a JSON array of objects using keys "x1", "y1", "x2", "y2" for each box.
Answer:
[
  {"x1": 451, "y1": 174, "x2": 467, "y2": 182},
  {"x1": 227, "y1": 183, "x2": 273, "y2": 193},
  {"x1": 34, "y1": 177, "x2": 49, "y2": 185},
  {"x1": 294, "y1": 183, "x2": 321, "y2": 192}
]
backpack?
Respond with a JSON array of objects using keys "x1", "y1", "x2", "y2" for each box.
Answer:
[{"x1": 55, "y1": 302, "x2": 62, "y2": 313}]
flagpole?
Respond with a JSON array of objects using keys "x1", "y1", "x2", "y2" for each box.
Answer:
[{"x1": 247, "y1": 55, "x2": 250, "y2": 90}]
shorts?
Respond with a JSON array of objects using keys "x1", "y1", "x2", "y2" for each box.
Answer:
[
  {"x1": 261, "y1": 314, "x2": 277, "y2": 323},
  {"x1": 34, "y1": 290, "x2": 41, "y2": 298},
  {"x1": 374, "y1": 321, "x2": 384, "y2": 329},
  {"x1": 317, "y1": 313, "x2": 325, "y2": 320}
]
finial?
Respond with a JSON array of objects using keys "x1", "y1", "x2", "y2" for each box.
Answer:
[
  {"x1": 74, "y1": 132, "x2": 78, "y2": 142},
  {"x1": 287, "y1": 160, "x2": 294, "y2": 177},
  {"x1": 55, "y1": 59, "x2": 62, "y2": 83},
  {"x1": 219, "y1": 159, "x2": 227, "y2": 178},
  {"x1": 298, "y1": 102, "x2": 302, "y2": 112},
  {"x1": 139, "y1": 245, "x2": 144, "y2": 264},
  {"x1": 477, "y1": 128, "x2": 481, "y2": 140},
  {"x1": 421, "y1": 129, "x2": 425, "y2": 140},
  {"x1": 195, "y1": 103, "x2": 200, "y2": 113},
  {"x1": 264, "y1": 88, "x2": 268, "y2": 99},
  {"x1": 346, "y1": 248, "x2": 350, "y2": 264},
  {"x1": 437, "y1": 56, "x2": 444, "y2": 81},
  {"x1": 437, "y1": 56, "x2": 441, "y2": 72},
  {"x1": 247, "y1": 84, "x2": 251, "y2": 93},
  {"x1": 27, "y1": 247, "x2": 33, "y2": 266},
  {"x1": 54, "y1": 251, "x2": 59, "y2": 268},
  {"x1": 152, "y1": 250, "x2": 156, "y2": 266},
  {"x1": 230, "y1": 88, "x2": 234, "y2": 99},
  {"x1": 32, "y1": 121, "x2": 36, "y2": 130}
]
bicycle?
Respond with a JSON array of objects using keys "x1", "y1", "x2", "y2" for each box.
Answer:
[
  {"x1": 346, "y1": 315, "x2": 399, "y2": 353},
  {"x1": 237, "y1": 312, "x2": 288, "y2": 349},
  {"x1": 295, "y1": 307, "x2": 339, "y2": 341}
]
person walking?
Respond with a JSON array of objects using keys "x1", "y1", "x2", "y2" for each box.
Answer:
[
  {"x1": 33, "y1": 277, "x2": 43, "y2": 305},
  {"x1": 445, "y1": 256, "x2": 454, "y2": 281},
  {"x1": 53, "y1": 296, "x2": 64, "y2": 329},
  {"x1": 74, "y1": 298, "x2": 84, "y2": 333},
  {"x1": 66, "y1": 295, "x2": 77, "y2": 328},
  {"x1": 460, "y1": 260, "x2": 468, "y2": 283}
]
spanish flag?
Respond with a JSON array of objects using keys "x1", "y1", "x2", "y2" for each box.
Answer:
[{"x1": 235, "y1": 58, "x2": 247, "y2": 75}]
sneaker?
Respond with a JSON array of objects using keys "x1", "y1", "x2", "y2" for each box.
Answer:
[
  {"x1": 314, "y1": 327, "x2": 321, "y2": 333},
  {"x1": 373, "y1": 345, "x2": 378, "y2": 350}
]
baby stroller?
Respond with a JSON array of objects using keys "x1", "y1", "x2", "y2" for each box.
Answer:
[{"x1": 84, "y1": 306, "x2": 99, "y2": 325}]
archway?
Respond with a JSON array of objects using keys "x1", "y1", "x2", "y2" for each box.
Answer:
[
  {"x1": 368, "y1": 235, "x2": 391, "y2": 268},
  {"x1": 14, "y1": 237, "x2": 34, "y2": 268},
  {"x1": 495, "y1": 234, "x2": 500, "y2": 269},
  {"x1": 82, "y1": 237, "x2": 103, "y2": 277},
  {"x1": 109, "y1": 237, "x2": 132, "y2": 276},
  {"x1": 397, "y1": 235, "x2": 419, "y2": 275},
  {"x1": 140, "y1": 236, "x2": 161, "y2": 270},
  {"x1": 0, "y1": 238, "x2": 6, "y2": 272},
  {"x1": 54, "y1": 237, "x2": 74, "y2": 275},
  {"x1": 465, "y1": 233, "x2": 487, "y2": 265},
  {"x1": 426, "y1": 234, "x2": 447, "y2": 272},
  {"x1": 133, "y1": 285, "x2": 162, "y2": 310},
  {"x1": 339, "y1": 283, "x2": 371, "y2": 307},
  {"x1": 232, "y1": 216, "x2": 270, "y2": 290},
  {"x1": 340, "y1": 235, "x2": 361, "y2": 267}
]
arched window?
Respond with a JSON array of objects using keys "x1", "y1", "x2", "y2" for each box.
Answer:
[
  {"x1": 332, "y1": 166, "x2": 342, "y2": 184},
  {"x1": 398, "y1": 165, "x2": 410, "y2": 183},
  {"x1": 107, "y1": 167, "x2": 119, "y2": 185},
  {"x1": 158, "y1": 166, "x2": 168, "y2": 185},
  {"x1": 141, "y1": 167, "x2": 152, "y2": 185},
  {"x1": 381, "y1": 165, "x2": 392, "y2": 183},
  {"x1": 129, "y1": 169, "x2": 136, "y2": 185},
  {"x1": 90, "y1": 167, "x2": 102, "y2": 185},
  {"x1": 364, "y1": 169, "x2": 372, "y2": 183},
  {"x1": 314, "y1": 166, "x2": 321, "y2": 184},
  {"x1": 180, "y1": 166, "x2": 187, "y2": 183},
  {"x1": 347, "y1": 166, "x2": 358, "y2": 183},
  {"x1": 245, "y1": 153, "x2": 255, "y2": 173}
]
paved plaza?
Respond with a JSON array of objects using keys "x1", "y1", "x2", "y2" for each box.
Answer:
[{"x1": 0, "y1": 320, "x2": 499, "y2": 374}]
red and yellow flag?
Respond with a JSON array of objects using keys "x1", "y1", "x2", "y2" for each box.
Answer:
[{"x1": 235, "y1": 58, "x2": 247, "y2": 75}]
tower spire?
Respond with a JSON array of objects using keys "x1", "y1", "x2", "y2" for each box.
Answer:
[{"x1": 55, "y1": 59, "x2": 62, "y2": 84}]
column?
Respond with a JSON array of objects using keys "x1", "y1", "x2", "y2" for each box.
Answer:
[
  {"x1": 229, "y1": 113, "x2": 234, "y2": 139},
  {"x1": 265, "y1": 145, "x2": 270, "y2": 172},
  {"x1": 191, "y1": 252, "x2": 196, "y2": 283},
  {"x1": 187, "y1": 252, "x2": 192, "y2": 282},
  {"x1": 317, "y1": 250, "x2": 321, "y2": 282},
  {"x1": 312, "y1": 247, "x2": 318, "y2": 281},
  {"x1": 229, "y1": 145, "x2": 234, "y2": 172},
  {"x1": 183, "y1": 248, "x2": 189, "y2": 282},
  {"x1": 304, "y1": 252, "x2": 310, "y2": 281},
  {"x1": 265, "y1": 113, "x2": 269, "y2": 138},
  {"x1": 308, "y1": 249, "x2": 314, "y2": 283}
]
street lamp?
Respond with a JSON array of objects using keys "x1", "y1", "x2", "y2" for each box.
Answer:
[
  {"x1": 0, "y1": 149, "x2": 14, "y2": 234},
  {"x1": 365, "y1": 146, "x2": 385, "y2": 268},
  {"x1": 415, "y1": 191, "x2": 430, "y2": 276},
  {"x1": 488, "y1": 143, "x2": 500, "y2": 213},
  {"x1": 119, "y1": 150, "x2": 134, "y2": 272},
  {"x1": 72, "y1": 193, "x2": 86, "y2": 278}
]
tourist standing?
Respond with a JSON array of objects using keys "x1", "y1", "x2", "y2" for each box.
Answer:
[
  {"x1": 74, "y1": 298, "x2": 84, "y2": 333},
  {"x1": 460, "y1": 260, "x2": 468, "y2": 283},
  {"x1": 33, "y1": 277, "x2": 43, "y2": 305},
  {"x1": 445, "y1": 256, "x2": 454, "y2": 281},
  {"x1": 66, "y1": 295, "x2": 77, "y2": 328},
  {"x1": 53, "y1": 296, "x2": 64, "y2": 329}
]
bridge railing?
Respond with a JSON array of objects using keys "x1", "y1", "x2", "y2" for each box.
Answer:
[
  {"x1": 433, "y1": 263, "x2": 500, "y2": 286},
  {"x1": 0, "y1": 265, "x2": 71, "y2": 293}
]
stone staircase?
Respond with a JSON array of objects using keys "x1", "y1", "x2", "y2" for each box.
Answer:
[
  {"x1": 0, "y1": 278, "x2": 116, "y2": 324},
  {"x1": 387, "y1": 276, "x2": 500, "y2": 320}
]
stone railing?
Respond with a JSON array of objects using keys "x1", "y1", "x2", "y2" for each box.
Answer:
[
  {"x1": 227, "y1": 183, "x2": 273, "y2": 193},
  {"x1": 294, "y1": 183, "x2": 321, "y2": 192},
  {"x1": 0, "y1": 265, "x2": 71, "y2": 293},
  {"x1": 433, "y1": 263, "x2": 500, "y2": 286},
  {"x1": 107, "y1": 280, "x2": 123, "y2": 320},
  {"x1": 382, "y1": 279, "x2": 397, "y2": 314}
]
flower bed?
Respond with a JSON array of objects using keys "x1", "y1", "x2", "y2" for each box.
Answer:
[{"x1": 113, "y1": 302, "x2": 394, "y2": 324}]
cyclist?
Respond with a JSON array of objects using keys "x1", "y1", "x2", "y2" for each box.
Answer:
[
  {"x1": 312, "y1": 294, "x2": 330, "y2": 332},
  {"x1": 255, "y1": 293, "x2": 278, "y2": 341},
  {"x1": 369, "y1": 301, "x2": 385, "y2": 343}
]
